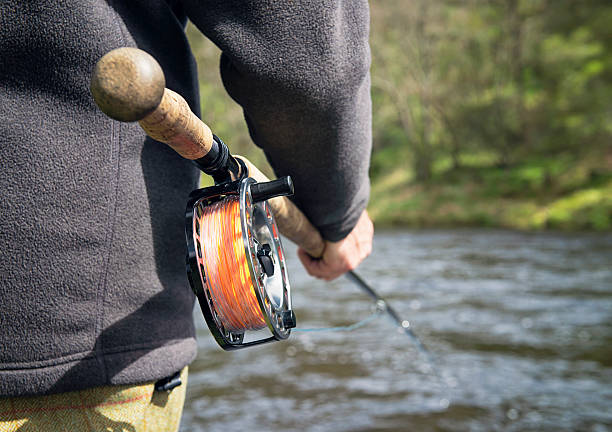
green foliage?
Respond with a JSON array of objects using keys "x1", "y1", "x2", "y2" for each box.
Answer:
[
  {"x1": 370, "y1": 158, "x2": 611, "y2": 231},
  {"x1": 368, "y1": 0, "x2": 611, "y2": 230}
]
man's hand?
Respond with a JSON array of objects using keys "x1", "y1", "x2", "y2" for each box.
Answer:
[{"x1": 297, "y1": 210, "x2": 373, "y2": 281}]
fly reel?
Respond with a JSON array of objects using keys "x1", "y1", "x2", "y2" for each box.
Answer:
[
  {"x1": 91, "y1": 47, "x2": 320, "y2": 351},
  {"x1": 186, "y1": 160, "x2": 297, "y2": 350}
]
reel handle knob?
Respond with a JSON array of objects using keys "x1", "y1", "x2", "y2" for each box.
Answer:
[
  {"x1": 90, "y1": 47, "x2": 214, "y2": 160},
  {"x1": 251, "y1": 177, "x2": 294, "y2": 203},
  {"x1": 280, "y1": 310, "x2": 297, "y2": 329}
]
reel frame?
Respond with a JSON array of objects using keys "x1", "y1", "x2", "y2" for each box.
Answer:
[{"x1": 185, "y1": 165, "x2": 296, "y2": 350}]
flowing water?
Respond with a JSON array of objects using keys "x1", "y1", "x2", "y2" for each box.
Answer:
[{"x1": 180, "y1": 229, "x2": 612, "y2": 432}]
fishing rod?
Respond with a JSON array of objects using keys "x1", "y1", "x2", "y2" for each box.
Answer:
[
  {"x1": 294, "y1": 270, "x2": 438, "y2": 374},
  {"x1": 92, "y1": 47, "x2": 323, "y2": 350},
  {"x1": 91, "y1": 48, "x2": 435, "y2": 371},
  {"x1": 345, "y1": 270, "x2": 436, "y2": 367}
]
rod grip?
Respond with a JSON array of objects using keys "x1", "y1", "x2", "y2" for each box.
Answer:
[
  {"x1": 139, "y1": 88, "x2": 213, "y2": 160},
  {"x1": 235, "y1": 156, "x2": 326, "y2": 258},
  {"x1": 90, "y1": 47, "x2": 213, "y2": 160}
]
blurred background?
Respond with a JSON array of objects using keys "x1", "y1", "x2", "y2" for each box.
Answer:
[
  {"x1": 181, "y1": 1, "x2": 611, "y2": 431},
  {"x1": 187, "y1": 0, "x2": 611, "y2": 231}
]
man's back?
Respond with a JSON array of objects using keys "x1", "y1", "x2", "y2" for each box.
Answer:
[
  {"x1": 0, "y1": 0, "x2": 201, "y2": 396},
  {"x1": 0, "y1": 0, "x2": 372, "y2": 397}
]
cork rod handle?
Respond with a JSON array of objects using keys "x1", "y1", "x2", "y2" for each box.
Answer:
[
  {"x1": 90, "y1": 47, "x2": 213, "y2": 159},
  {"x1": 90, "y1": 47, "x2": 325, "y2": 257},
  {"x1": 140, "y1": 88, "x2": 214, "y2": 160}
]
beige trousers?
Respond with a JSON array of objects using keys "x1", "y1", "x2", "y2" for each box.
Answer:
[{"x1": 0, "y1": 368, "x2": 188, "y2": 432}]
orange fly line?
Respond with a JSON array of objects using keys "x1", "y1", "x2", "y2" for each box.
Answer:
[{"x1": 197, "y1": 196, "x2": 266, "y2": 331}]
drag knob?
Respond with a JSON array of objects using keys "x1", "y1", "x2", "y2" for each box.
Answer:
[{"x1": 257, "y1": 243, "x2": 275, "y2": 277}]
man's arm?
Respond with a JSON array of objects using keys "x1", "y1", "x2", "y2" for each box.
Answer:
[{"x1": 183, "y1": 0, "x2": 373, "y2": 276}]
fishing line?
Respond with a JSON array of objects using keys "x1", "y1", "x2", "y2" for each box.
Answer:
[
  {"x1": 345, "y1": 270, "x2": 441, "y2": 375},
  {"x1": 197, "y1": 196, "x2": 266, "y2": 331},
  {"x1": 193, "y1": 186, "x2": 443, "y2": 381},
  {"x1": 190, "y1": 164, "x2": 438, "y2": 370},
  {"x1": 293, "y1": 309, "x2": 383, "y2": 332}
]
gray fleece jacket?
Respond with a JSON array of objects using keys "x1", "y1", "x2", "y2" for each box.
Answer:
[{"x1": 0, "y1": 0, "x2": 371, "y2": 396}]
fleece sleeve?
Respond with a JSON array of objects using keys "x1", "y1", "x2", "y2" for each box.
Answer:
[{"x1": 182, "y1": 0, "x2": 372, "y2": 241}]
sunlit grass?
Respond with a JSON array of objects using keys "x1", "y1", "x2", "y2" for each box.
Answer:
[
  {"x1": 531, "y1": 179, "x2": 612, "y2": 230},
  {"x1": 369, "y1": 156, "x2": 611, "y2": 230}
]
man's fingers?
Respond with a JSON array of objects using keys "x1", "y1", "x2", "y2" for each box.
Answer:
[
  {"x1": 297, "y1": 247, "x2": 316, "y2": 276},
  {"x1": 297, "y1": 247, "x2": 344, "y2": 281},
  {"x1": 297, "y1": 248, "x2": 325, "y2": 279},
  {"x1": 296, "y1": 210, "x2": 374, "y2": 281}
]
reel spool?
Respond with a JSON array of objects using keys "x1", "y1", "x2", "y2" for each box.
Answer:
[{"x1": 186, "y1": 169, "x2": 297, "y2": 350}]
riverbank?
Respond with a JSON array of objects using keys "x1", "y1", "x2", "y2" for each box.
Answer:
[{"x1": 368, "y1": 152, "x2": 612, "y2": 231}]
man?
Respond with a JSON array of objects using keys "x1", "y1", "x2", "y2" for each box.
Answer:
[{"x1": 0, "y1": 0, "x2": 372, "y2": 429}]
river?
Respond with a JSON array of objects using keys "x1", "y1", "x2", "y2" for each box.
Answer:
[{"x1": 179, "y1": 229, "x2": 612, "y2": 432}]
